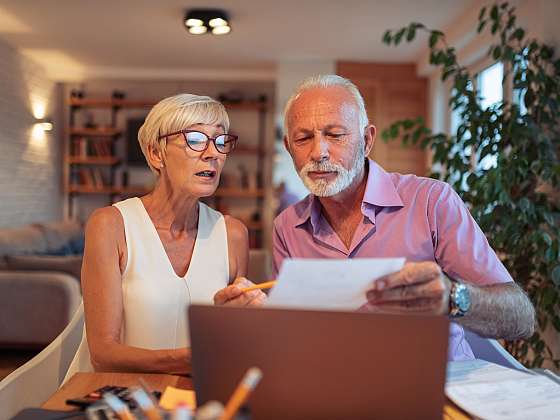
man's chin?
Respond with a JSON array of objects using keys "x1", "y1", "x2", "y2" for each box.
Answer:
[{"x1": 302, "y1": 178, "x2": 339, "y2": 197}]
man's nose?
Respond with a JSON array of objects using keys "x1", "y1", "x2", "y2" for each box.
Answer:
[{"x1": 309, "y1": 135, "x2": 329, "y2": 162}]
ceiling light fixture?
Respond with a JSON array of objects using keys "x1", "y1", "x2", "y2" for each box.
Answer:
[{"x1": 184, "y1": 9, "x2": 231, "y2": 35}]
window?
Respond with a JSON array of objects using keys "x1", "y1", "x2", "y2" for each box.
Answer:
[{"x1": 448, "y1": 61, "x2": 504, "y2": 173}]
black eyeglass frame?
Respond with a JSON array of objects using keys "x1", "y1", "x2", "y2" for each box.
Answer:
[{"x1": 157, "y1": 129, "x2": 238, "y2": 154}]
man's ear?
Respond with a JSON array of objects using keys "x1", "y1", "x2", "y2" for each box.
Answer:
[
  {"x1": 283, "y1": 134, "x2": 291, "y2": 154},
  {"x1": 363, "y1": 125, "x2": 376, "y2": 157}
]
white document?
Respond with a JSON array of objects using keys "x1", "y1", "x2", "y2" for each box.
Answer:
[
  {"x1": 266, "y1": 258, "x2": 405, "y2": 310},
  {"x1": 446, "y1": 360, "x2": 560, "y2": 419}
]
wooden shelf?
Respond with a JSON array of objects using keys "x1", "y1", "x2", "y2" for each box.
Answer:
[
  {"x1": 67, "y1": 156, "x2": 120, "y2": 165},
  {"x1": 68, "y1": 98, "x2": 155, "y2": 108},
  {"x1": 70, "y1": 128, "x2": 122, "y2": 137},
  {"x1": 68, "y1": 185, "x2": 114, "y2": 194},
  {"x1": 246, "y1": 221, "x2": 263, "y2": 230},
  {"x1": 214, "y1": 188, "x2": 265, "y2": 198},
  {"x1": 233, "y1": 146, "x2": 265, "y2": 155},
  {"x1": 68, "y1": 185, "x2": 265, "y2": 198},
  {"x1": 68, "y1": 98, "x2": 268, "y2": 111}
]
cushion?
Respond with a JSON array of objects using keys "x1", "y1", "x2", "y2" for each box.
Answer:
[
  {"x1": 5, "y1": 255, "x2": 83, "y2": 281},
  {"x1": 36, "y1": 220, "x2": 84, "y2": 255},
  {"x1": 0, "y1": 225, "x2": 48, "y2": 256}
]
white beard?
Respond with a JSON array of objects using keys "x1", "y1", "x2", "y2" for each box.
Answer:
[{"x1": 298, "y1": 145, "x2": 365, "y2": 197}]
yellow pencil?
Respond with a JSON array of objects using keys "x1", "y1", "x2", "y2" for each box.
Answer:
[
  {"x1": 239, "y1": 280, "x2": 277, "y2": 293},
  {"x1": 220, "y1": 367, "x2": 263, "y2": 420}
]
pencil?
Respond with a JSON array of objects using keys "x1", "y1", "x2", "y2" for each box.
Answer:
[
  {"x1": 220, "y1": 367, "x2": 263, "y2": 420},
  {"x1": 239, "y1": 280, "x2": 277, "y2": 293}
]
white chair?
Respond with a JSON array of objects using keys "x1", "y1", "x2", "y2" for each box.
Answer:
[
  {"x1": 0, "y1": 302, "x2": 84, "y2": 419},
  {"x1": 464, "y1": 328, "x2": 528, "y2": 371}
]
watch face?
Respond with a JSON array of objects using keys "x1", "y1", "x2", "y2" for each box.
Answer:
[{"x1": 456, "y1": 284, "x2": 471, "y2": 312}]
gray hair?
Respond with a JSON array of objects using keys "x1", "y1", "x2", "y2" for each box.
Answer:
[
  {"x1": 283, "y1": 74, "x2": 369, "y2": 137},
  {"x1": 138, "y1": 93, "x2": 230, "y2": 175}
]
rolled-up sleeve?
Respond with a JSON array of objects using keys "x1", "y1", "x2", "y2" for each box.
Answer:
[
  {"x1": 430, "y1": 182, "x2": 513, "y2": 286},
  {"x1": 272, "y1": 218, "x2": 291, "y2": 278}
]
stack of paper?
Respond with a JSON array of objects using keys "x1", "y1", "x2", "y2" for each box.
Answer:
[{"x1": 446, "y1": 360, "x2": 560, "y2": 419}]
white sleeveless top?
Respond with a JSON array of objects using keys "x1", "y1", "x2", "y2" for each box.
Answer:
[{"x1": 65, "y1": 197, "x2": 229, "y2": 380}]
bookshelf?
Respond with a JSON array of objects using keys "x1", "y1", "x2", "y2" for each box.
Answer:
[{"x1": 63, "y1": 95, "x2": 270, "y2": 248}]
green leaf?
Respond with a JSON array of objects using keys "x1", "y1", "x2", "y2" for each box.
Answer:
[
  {"x1": 490, "y1": 5, "x2": 498, "y2": 20},
  {"x1": 406, "y1": 25, "x2": 416, "y2": 42},
  {"x1": 477, "y1": 19, "x2": 487, "y2": 33},
  {"x1": 394, "y1": 28, "x2": 406, "y2": 45},
  {"x1": 512, "y1": 28, "x2": 525, "y2": 41},
  {"x1": 479, "y1": 6, "x2": 487, "y2": 21},
  {"x1": 382, "y1": 30, "x2": 392, "y2": 44},
  {"x1": 429, "y1": 31, "x2": 440, "y2": 48},
  {"x1": 493, "y1": 46, "x2": 502, "y2": 60},
  {"x1": 552, "y1": 265, "x2": 560, "y2": 288}
]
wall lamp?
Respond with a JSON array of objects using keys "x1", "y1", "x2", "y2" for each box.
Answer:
[
  {"x1": 184, "y1": 9, "x2": 231, "y2": 35},
  {"x1": 36, "y1": 119, "x2": 53, "y2": 132}
]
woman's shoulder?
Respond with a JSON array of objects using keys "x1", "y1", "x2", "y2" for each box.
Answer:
[
  {"x1": 223, "y1": 215, "x2": 249, "y2": 245},
  {"x1": 85, "y1": 205, "x2": 124, "y2": 238}
]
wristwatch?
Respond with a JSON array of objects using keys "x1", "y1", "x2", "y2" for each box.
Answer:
[{"x1": 449, "y1": 280, "x2": 471, "y2": 318}]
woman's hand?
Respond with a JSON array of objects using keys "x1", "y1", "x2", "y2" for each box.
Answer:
[{"x1": 214, "y1": 277, "x2": 267, "y2": 307}]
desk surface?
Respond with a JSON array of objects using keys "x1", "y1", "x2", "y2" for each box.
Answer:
[
  {"x1": 43, "y1": 372, "x2": 469, "y2": 419},
  {"x1": 42, "y1": 372, "x2": 192, "y2": 411}
]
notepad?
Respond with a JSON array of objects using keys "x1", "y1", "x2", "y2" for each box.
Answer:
[{"x1": 158, "y1": 386, "x2": 196, "y2": 410}]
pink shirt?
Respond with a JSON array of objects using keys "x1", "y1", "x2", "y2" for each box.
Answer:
[{"x1": 272, "y1": 159, "x2": 513, "y2": 361}]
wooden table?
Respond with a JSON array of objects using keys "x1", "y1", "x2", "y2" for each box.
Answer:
[
  {"x1": 42, "y1": 372, "x2": 192, "y2": 411},
  {"x1": 43, "y1": 372, "x2": 469, "y2": 419}
]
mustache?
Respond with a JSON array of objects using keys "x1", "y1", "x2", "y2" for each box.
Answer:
[{"x1": 300, "y1": 161, "x2": 343, "y2": 175}]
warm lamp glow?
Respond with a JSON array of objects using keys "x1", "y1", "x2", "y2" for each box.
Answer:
[
  {"x1": 212, "y1": 25, "x2": 231, "y2": 35},
  {"x1": 189, "y1": 26, "x2": 207, "y2": 35}
]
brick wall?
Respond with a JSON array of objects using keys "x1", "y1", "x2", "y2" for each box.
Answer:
[{"x1": 0, "y1": 39, "x2": 62, "y2": 228}]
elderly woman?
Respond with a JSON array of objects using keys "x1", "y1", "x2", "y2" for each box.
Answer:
[{"x1": 66, "y1": 94, "x2": 265, "y2": 376}]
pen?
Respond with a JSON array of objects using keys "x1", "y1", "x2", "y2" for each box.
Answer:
[
  {"x1": 239, "y1": 280, "x2": 277, "y2": 293},
  {"x1": 220, "y1": 367, "x2": 263, "y2": 420}
]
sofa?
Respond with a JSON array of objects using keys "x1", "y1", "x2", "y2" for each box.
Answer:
[{"x1": 0, "y1": 221, "x2": 83, "y2": 349}]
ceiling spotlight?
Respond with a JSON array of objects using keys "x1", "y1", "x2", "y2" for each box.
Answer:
[
  {"x1": 212, "y1": 25, "x2": 231, "y2": 35},
  {"x1": 189, "y1": 25, "x2": 207, "y2": 35},
  {"x1": 184, "y1": 9, "x2": 231, "y2": 35}
]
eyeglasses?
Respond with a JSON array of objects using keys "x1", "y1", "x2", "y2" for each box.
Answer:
[{"x1": 158, "y1": 129, "x2": 238, "y2": 154}]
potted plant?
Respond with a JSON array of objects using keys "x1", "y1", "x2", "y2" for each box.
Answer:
[{"x1": 382, "y1": 1, "x2": 559, "y2": 368}]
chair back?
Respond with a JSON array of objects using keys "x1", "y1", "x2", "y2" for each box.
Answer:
[
  {"x1": 464, "y1": 329, "x2": 528, "y2": 371},
  {"x1": 0, "y1": 302, "x2": 84, "y2": 419}
]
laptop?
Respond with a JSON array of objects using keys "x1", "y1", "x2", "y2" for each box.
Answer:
[{"x1": 189, "y1": 305, "x2": 449, "y2": 420}]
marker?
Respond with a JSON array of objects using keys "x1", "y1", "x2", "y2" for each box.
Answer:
[
  {"x1": 239, "y1": 280, "x2": 277, "y2": 293},
  {"x1": 220, "y1": 367, "x2": 263, "y2": 420}
]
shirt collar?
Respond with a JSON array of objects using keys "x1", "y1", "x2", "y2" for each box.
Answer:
[
  {"x1": 362, "y1": 159, "x2": 404, "y2": 208},
  {"x1": 293, "y1": 159, "x2": 404, "y2": 229}
]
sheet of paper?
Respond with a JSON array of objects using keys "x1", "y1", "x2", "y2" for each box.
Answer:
[
  {"x1": 266, "y1": 258, "x2": 405, "y2": 310},
  {"x1": 446, "y1": 360, "x2": 560, "y2": 419}
]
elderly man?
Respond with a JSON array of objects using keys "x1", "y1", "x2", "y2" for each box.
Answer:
[{"x1": 273, "y1": 74, "x2": 535, "y2": 360}]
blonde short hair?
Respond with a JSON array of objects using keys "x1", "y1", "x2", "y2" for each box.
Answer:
[
  {"x1": 283, "y1": 74, "x2": 369, "y2": 137},
  {"x1": 138, "y1": 93, "x2": 230, "y2": 174}
]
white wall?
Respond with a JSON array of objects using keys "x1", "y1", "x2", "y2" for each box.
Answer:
[{"x1": 0, "y1": 38, "x2": 62, "y2": 228}]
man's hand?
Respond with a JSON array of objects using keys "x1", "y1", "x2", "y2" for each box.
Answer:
[
  {"x1": 214, "y1": 277, "x2": 267, "y2": 307},
  {"x1": 362, "y1": 261, "x2": 451, "y2": 315}
]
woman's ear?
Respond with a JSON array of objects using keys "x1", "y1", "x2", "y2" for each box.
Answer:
[{"x1": 146, "y1": 143, "x2": 165, "y2": 171}]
